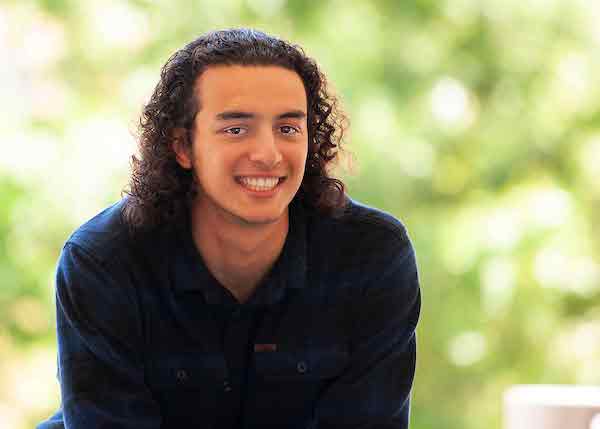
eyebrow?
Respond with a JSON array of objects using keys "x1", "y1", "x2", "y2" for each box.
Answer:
[{"x1": 215, "y1": 110, "x2": 307, "y2": 121}]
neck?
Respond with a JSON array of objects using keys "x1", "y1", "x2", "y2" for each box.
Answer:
[{"x1": 189, "y1": 202, "x2": 289, "y2": 303}]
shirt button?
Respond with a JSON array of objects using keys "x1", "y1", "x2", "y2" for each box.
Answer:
[
  {"x1": 223, "y1": 380, "x2": 232, "y2": 392},
  {"x1": 296, "y1": 361, "x2": 308, "y2": 374},
  {"x1": 176, "y1": 369, "x2": 188, "y2": 383}
]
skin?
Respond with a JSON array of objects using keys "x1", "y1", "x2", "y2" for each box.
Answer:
[{"x1": 173, "y1": 65, "x2": 309, "y2": 303}]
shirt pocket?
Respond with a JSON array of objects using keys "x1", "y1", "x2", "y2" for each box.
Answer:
[
  {"x1": 249, "y1": 344, "x2": 349, "y2": 425},
  {"x1": 254, "y1": 343, "x2": 349, "y2": 381},
  {"x1": 147, "y1": 353, "x2": 227, "y2": 425}
]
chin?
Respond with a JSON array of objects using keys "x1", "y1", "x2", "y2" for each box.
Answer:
[
  {"x1": 230, "y1": 213, "x2": 279, "y2": 227},
  {"x1": 236, "y1": 206, "x2": 286, "y2": 225}
]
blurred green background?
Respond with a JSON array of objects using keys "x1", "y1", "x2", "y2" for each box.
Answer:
[{"x1": 1, "y1": 0, "x2": 600, "y2": 428}]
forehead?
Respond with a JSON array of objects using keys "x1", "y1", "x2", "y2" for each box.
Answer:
[{"x1": 194, "y1": 65, "x2": 307, "y2": 114}]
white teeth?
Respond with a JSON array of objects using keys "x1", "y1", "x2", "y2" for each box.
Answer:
[{"x1": 238, "y1": 176, "x2": 280, "y2": 190}]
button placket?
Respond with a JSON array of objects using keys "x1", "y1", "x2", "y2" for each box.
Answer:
[{"x1": 231, "y1": 307, "x2": 242, "y2": 319}]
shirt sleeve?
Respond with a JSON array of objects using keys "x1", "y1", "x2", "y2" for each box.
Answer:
[
  {"x1": 313, "y1": 234, "x2": 421, "y2": 429},
  {"x1": 37, "y1": 242, "x2": 161, "y2": 429}
]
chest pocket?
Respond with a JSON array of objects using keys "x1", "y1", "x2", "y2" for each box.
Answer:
[
  {"x1": 254, "y1": 344, "x2": 348, "y2": 380},
  {"x1": 248, "y1": 344, "x2": 349, "y2": 425},
  {"x1": 147, "y1": 353, "x2": 227, "y2": 426}
]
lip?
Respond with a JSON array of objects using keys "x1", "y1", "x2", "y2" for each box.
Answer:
[
  {"x1": 235, "y1": 174, "x2": 286, "y2": 178},
  {"x1": 235, "y1": 176, "x2": 286, "y2": 198}
]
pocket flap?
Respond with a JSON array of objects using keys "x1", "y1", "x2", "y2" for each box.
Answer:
[
  {"x1": 254, "y1": 344, "x2": 348, "y2": 380},
  {"x1": 148, "y1": 353, "x2": 227, "y2": 389}
]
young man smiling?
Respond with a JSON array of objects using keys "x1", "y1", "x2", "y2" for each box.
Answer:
[
  {"x1": 38, "y1": 29, "x2": 421, "y2": 429},
  {"x1": 172, "y1": 65, "x2": 309, "y2": 304}
]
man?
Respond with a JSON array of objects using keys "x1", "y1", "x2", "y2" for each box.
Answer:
[{"x1": 38, "y1": 28, "x2": 421, "y2": 429}]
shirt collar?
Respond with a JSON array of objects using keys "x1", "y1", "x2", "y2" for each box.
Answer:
[{"x1": 170, "y1": 197, "x2": 308, "y2": 306}]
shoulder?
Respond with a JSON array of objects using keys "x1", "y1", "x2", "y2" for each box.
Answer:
[
  {"x1": 308, "y1": 196, "x2": 412, "y2": 256},
  {"x1": 56, "y1": 198, "x2": 165, "y2": 314},
  {"x1": 64, "y1": 197, "x2": 160, "y2": 267},
  {"x1": 334, "y1": 197, "x2": 409, "y2": 244},
  {"x1": 306, "y1": 196, "x2": 418, "y2": 292},
  {"x1": 55, "y1": 202, "x2": 150, "y2": 362},
  {"x1": 55, "y1": 200, "x2": 136, "y2": 300},
  {"x1": 65, "y1": 199, "x2": 129, "y2": 261}
]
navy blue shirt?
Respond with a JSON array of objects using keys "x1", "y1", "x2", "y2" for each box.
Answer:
[{"x1": 38, "y1": 196, "x2": 421, "y2": 429}]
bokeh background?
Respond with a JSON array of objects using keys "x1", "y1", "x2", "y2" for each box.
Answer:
[{"x1": 2, "y1": 0, "x2": 600, "y2": 428}]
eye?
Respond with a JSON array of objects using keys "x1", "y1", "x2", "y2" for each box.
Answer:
[
  {"x1": 224, "y1": 127, "x2": 246, "y2": 135},
  {"x1": 280, "y1": 125, "x2": 300, "y2": 135}
]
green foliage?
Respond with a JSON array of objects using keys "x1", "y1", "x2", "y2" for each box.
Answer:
[{"x1": 1, "y1": 0, "x2": 599, "y2": 428}]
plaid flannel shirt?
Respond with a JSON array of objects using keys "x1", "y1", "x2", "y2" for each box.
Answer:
[{"x1": 38, "y1": 196, "x2": 421, "y2": 429}]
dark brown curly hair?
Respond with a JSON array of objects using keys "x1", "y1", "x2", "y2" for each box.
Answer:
[{"x1": 121, "y1": 28, "x2": 350, "y2": 232}]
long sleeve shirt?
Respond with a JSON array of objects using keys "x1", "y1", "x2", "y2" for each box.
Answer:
[{"x1": 37, "y1": 196, "x2": 421, "y2": 429}]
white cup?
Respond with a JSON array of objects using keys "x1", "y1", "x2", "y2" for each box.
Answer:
[
  {"x1": 503, "y1": 385, "x2": 600, "y2": 429},
  {"x1": 589, "y1": 414, "x2": 600, "y2": 429}
]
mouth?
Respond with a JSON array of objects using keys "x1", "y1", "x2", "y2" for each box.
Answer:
[{"x1": 234, "y1": 176, "x2": 287, "y2": 193}]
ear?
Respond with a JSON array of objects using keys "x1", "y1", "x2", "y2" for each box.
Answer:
[{"x1": 171, "y1": 127, "x2": 193, "y2": 169}]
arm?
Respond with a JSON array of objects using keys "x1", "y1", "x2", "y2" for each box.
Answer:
[
  {"x1": 314, "y1": 236, "x2": 421, "y2": 429},
  {"x1": 37, "y1": 243, "x2": 161, "y2": 429}
]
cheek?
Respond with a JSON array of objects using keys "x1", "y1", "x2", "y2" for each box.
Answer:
[
  {"x1": 196, "y1": 146, "x2": 232, "y2": 170},
  {"x1": 287, "y1": 156, "x2": 307, "y2": 179},
  {"x1": 291, "y1": 143, "x2": 308, "y2": 167}
]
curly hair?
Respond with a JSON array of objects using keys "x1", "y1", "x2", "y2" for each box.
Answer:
[{"x1": 121, "y1": 28, "x2": 350, "y2": 232}]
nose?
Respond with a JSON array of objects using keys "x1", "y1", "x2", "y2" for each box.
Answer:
[{"x1": 248, "y1": 129, "x2": 282, "y2": 168}]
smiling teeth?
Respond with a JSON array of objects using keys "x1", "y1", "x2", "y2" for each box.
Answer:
[{"x1": 239, "y1": 177, "x2": 280, "y2": 191}]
